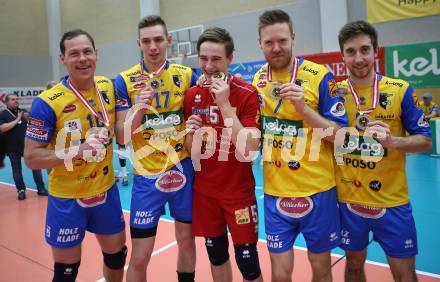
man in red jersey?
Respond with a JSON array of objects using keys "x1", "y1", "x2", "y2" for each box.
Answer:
[{"x1": 184, "y1": 27, "x2": 263, "y2": 282}]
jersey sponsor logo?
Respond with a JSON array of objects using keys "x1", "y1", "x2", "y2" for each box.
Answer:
[
  {"x1": 96, "y1": 79, "x2": 109, "y2": 84},
  {"x1": 174, "y1": 91, "x2": 184, "y2": 97},
  {"x1": 28, "y1": 117, "x2": 44, "y2": 128},
  {"x1": 155, "y1": 170, "x2": 186, "y2": 192},
  {"x1": 353, "y1": 179, "x2": 362, "y2": 187},
  {"x1": 55, "y1": 227, "x2": 80, "y2": 243},
  {"x1": 343, "y1": 156, "x2": 377, "y2": 169},
  {"x1": 369, "y1": 180, "x2": 382, "y2": 191},
  {"x1": 264, "y1": 160, "x2": 282, "y2": 167},
  {"x1": 48, "y1": 92, "x2": 64, "y2": 101},
  {"x1": 76, "y1": 192, "x2": 107, "y2": 208},
  {"x1": 26, "y1": 127, "x2": 48, "y2": 140},
  {"x1": 330, "y1": 102, "x2": 346, "y2": 117},
  {"x1": 379, "y1": 93, "x2": 392, "y2": 109},
  {"x1": 267, "y1": 234, "x2": 283, "y2": 249},
  {"x1": 262, "y1": 116, "x2": 302, "y2": 137},
  {"x1": 133, "y1": 82, "x2": 146, "y2": 89},
  {"x1": 235, "y1": 207, "x2": 251, "y2": 224},
  {"x1": 303, "y1": 66, "x2": 318, "y2": 76},
  {"x1": 64, "y1": 119, "x2": 82, "y2": 133},
  {"x1": 143, "y1": 110, "x2": 183, "y2": 129},
  {"x1": 116, "y1": 99, "x2": 128, "y2": 107},
  {"x1": 127, "y1": 70, "x2": 141, "y2": 77},
  {"x1": 62, "y1": 104, "x2": 77, "y2": 113},
  {"x1": 347, "y1": 203, "x2": 386, "y2": 219},
  {"x1": 142, "y1": 128, "x2": 181, "y2": 141},
  {"x1": 374, "y1": 113, "x2": 395, "y2": 120},
  {"x1": 257, "y1": 81, "x2": 267, "y2": 88},
  {"x1": 276, "y1": 197, "x2": 314, "y2": 218},
  {"x1": 287, "y1": 160, "x2": 300, "y2": 170},
  {"x1": 385, "y1": 80, "x2": 403, "y2": 88},
  {"x1": 338, "y1": 135, "x2": 386, "y2": 157},
  {"x1": 192, "y1": 108, "x2": 209, "y2": 115}
]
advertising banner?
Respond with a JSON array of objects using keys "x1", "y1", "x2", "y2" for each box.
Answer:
[{"x1": 367, "y1": 0, "x2": 440, "y2": 24}]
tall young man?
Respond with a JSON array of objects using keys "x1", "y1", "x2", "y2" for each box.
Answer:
[
  {"x1": 253, "y1": 9, "x2": 347, "y2": 282},
  {"x1": 24, "y1": 29, "x2": 126, "y2": 282},
  {"x1": 114, "y1": 15, "x2": 197, "y2": 282},
  {"x1": 184, "y1": 27, "x2": 263, "y2": 282},
  {"x1": 336, "y1": 20, "x2": 431, "y2": 282}
]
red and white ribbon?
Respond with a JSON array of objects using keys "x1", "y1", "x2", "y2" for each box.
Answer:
[{"x1": 347, "y1": 73, "x2": 379, "y2": 115}]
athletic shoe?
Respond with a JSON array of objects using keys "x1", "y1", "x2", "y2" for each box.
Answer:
[{"x1": 18, "y1": 189, "x2": 26, "y2": 200}]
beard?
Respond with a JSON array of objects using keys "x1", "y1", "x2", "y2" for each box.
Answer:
[
  {"x1": 267, "y1": 52, "x2": 292, "y2": 71},
  {"x1": 348, "y1": 63, "x2": 374, "y2": 80}
]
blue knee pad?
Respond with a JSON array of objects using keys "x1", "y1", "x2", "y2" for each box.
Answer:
[
  {"x1": 205, "y1": 234, "x2": 229, "y2": 266},
  {"x1": 234, "y1": 243, "x2": 261, "y2": 281},
  {"x1": 103, "y1": 245, "x2": 128, "y2": 270}
]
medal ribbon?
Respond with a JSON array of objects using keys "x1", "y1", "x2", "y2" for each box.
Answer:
[
  {"x1": 140, "y1": 60, "x2": 167, "y2": 81},
  {"x1": 267, "y1": 57, "x2": 299, "y2": 113},
  {"x1": 347, "y1": 73, "x2": 379, "y2": 115},
  {"x1": 68, "y1": 79, "x2": 110, "y2": 127}
]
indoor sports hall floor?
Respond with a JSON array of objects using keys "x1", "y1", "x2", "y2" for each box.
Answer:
[{"x1": 0, "y1": 151, "x2": 439, "y2": 281}]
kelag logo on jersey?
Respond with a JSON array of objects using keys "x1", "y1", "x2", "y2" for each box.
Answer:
[
  {"x1": 337, "y1": 134, "x2": 387, "y2": 157},
  {"x1": 142, "y1": 110, "x2": 183, "y2": 130},
  {"x1": 262, "y1": 116, "x2": 303, "y2": 137}
]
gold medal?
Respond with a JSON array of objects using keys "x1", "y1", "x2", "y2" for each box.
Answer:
[
  {"x1": 270, "y1": 82, "x2": 283, "y2": 99},
  {"x1": 356, "y1": 113, "x2": 371, "y2": 131},
  {"x1": 149, "y1": 77, "x2": 162, "y2": 90},
  {"x1": 211, "y1": 72, "x2": 225, "y2": 80}
]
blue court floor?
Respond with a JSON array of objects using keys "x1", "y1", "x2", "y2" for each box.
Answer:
[{"x1": 1, "y1": 151, "x2": 439, "y2": 276}]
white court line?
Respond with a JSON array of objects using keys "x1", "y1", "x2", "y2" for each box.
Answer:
[{"x1": 0, "y1": 182, "x2": 438, "y2": 279}]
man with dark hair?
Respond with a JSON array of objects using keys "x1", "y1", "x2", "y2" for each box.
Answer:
[
  {"x1": 185, "y1": 26, "x2": 263, "y2": 282},
  {"x1": 114, "y1": 15, "x2": 197, "y2": 282},
  {"x1": 336, "y1": 20, "x2": 431, "y2": 282},
  {"x1": 253, "y1": 9, "x2": 347, "y2": 281},
  {"x1": 24, "y1": 29, "x2": 127, "y2": 282},
  {"x1": 0, "y1": 93, "x2": 47, "y2": 200}
]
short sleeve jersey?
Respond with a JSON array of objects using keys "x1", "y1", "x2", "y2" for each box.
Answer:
[
  {"x1": 252, "y1": 57, "x2": 348, "y2": 197},
  {"x1": 335, "y1": 74, "x2": 431, "y2": 207},
  {"x1": 184, "y1": 77, "x2": 260, "y2": 200},
  {"x1": 26, "y1": 77, "x2": 116, "y2": 198},
  {"x1": 115, "y1": 62, "x2": 196, "y2": 175}
]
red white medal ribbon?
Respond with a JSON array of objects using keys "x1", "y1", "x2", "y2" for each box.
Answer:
[
  {"x1": 140, "y1": 60, "x2": 167, "y2": 80},
  {"x1": 68, "y1": 79, "x2": 110, "y2": 127},
  {"x1": 267, "y1": 57, "x2": 299, "y2": 113},
  {"x1": 347, "y1": 73, "x2": 379, "y2": 115},
  {"x1": 267, "y1": 57, "x2": 299, "y2": 85}
]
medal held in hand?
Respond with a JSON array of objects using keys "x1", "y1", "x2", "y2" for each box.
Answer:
[
  {"x1": 270, "y1": 82, "x2": 283, "y2": 99},
  {"x1": 149, "y1": 77, "x2": 162, "y2": 90},
  {"x1": 347, "y1": 73, "x2": 379, "y2": 131},
  {"x1": 140, "y1": 60, "x2": 167, "y2": 91}
]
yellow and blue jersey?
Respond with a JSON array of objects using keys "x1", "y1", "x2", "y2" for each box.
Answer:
[
  {"x1": 417, "y1": 100, "x2": 438, "y2": 116},
  {"x1": 26, "y1": 76, "x2": 116, "y2": 198},
  {"x1": 114, "y1": 62, "x2": 197, "y2": 175},
  {"x1": 335, "y1": 74, "x2": 431, "y2": 207},
  {"x1": 253, "y1": 57, "x2": 348, "y2": 197}
]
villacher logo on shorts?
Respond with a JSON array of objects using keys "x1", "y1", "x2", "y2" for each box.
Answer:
[
  {"x1": 347, "y1": 203, "x2": 386, "y2": 219},
  {"x1": 276, "y1": 197, "x2": 314, "y2": 218},
  {"x1": 155, "y1": 170, "x2": 186, "y2": 192},
  {"x1": 76, "y1": 192, "x2": 107, "y2": 208}
]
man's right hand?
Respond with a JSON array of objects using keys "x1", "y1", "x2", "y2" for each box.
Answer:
[
  {"x1": 135, "y1": 86, "x2": 154, "y2": 107},
  {"x1": 186, "y1": 115, "x2": 202, "y2": 135}
]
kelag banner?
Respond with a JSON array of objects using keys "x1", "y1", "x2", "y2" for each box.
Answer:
[
  {"x1": 367, "y1": 0, "x2": 440, "y2": 24},
  {"x1": 385, "y1": 41, "x2": 440, "y2": 88}
]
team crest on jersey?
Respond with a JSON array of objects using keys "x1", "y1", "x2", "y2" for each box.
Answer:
[
  {"x1": 64, "y1": 118, "x2": 82, "y2": 133},
  {"x1": 328, "y1": 79, "x2": 338, "y2": 97},
  {"x1": 173, "y1": 75, "x2": 181, "y2": 87},
  {"x1": 100, "y1": 91, "x2": 110, "y2": 104},
  {"x1": 235, "y1": 207, "x2": 251, "y2": 224},
  {"x1": 276, "y1": 197, "x2": 313, "y2": 218},
  {"x1": 379, "y1": 93, "x2": 392, "y2": 109},
  {"x1": 347, "y1": 203, "x2": 386, "y2": 219},
  {"x1": 155, "y1": 170, "x2": 186, "y2": 192}
]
